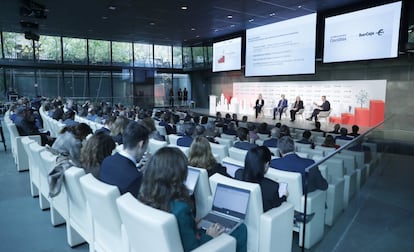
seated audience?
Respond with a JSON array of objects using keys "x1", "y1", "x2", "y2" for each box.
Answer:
[
  {"x1": 140, "y1": 117, "x2": 165, "y2": 141},
  {"x1": 188, "y1": 136, "x2": 229, "y2": 177},
  {"x1": 95, "y1": 115, "x2": 116, "y2": 135},
  {"x1": 262, "y1": 128, "x2": 279, "y2": 148},
  {"x1": 349, "y1": 124, "x2": 360, "y2": 138},
  {"x1": 62, "y1": 109, "x2": 79, "y2": 126},
  {"x1": 321, "y1": 135, "x2": 340, "y2": 149},
  {"x1": 328, "y1": 123, "x2": 341, "y2": 134},
  {"x1": 247, "y1": 123, "x2": 259, "y2": 143},
  {"x1": 111, "y1": 115, "x2": 129, "y2": 144},
  {"x1": 99, "y1": 122, "x2": 150, "y2": 197},
  {"x1": 177, "y1": 122, "x2": 195, "y2": 147},
  {"x1": 138, "y1": 147, "x2": 247, "y2": 252},
  {"x1": 270, "y1": 136, "x2": 328, "y2": 194},
  {"x1": 297, "y1": 130, "x2": 315, "y2": 148},
  {"x1": 52, "y1": 123, "x2": 92, "y2": 166},
  {"x1": 335, "y1": 127, "x2": 353, "y2": 141},
  {"x1": 311, "y1": 121, "x2": 325, "y2": 136},
  {"x1": 234, "y1": 127, "x2": 257, "y2": 151},
  {"x1": 235, "y1": 146, "x2": 287, "y2": 212},
  {"x1": 279, "y1": 124, "x2": 291, "y2": 138},
  {"x1": 257, "y1": 122, "x2": 270, "y2": 135},
  {"x1": 80, "y1": 132, "x2": 116, "y2": 177},
  {"x1": 223, "y1": 122, "x2": 237, "y2": 136}
]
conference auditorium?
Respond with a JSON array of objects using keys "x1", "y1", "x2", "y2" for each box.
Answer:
[{"x1": 1, "y1": 0, "x2": 413, "y2": 251}]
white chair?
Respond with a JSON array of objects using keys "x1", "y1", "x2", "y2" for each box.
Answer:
[
  {"x1": 147, "y1": 138, "x2": 168, "y2": 155},
  {"x1": 298, "y1": 148, "x2": 324, "y2": 159},
  {"x1": 190, "y1": 167, "x2": 213, "y2": 219},
  {"x1": 336, "y1": 138, "x2": 351, "y2": 147},
  {"x1": 209, "y1": 173, "x2": 294, "y2": 252},
  {"x1": 296, "y1": 108, "x2": 305, "y2": 120},
  {"x1": 64, "y1": 167, "x2": 93, "y2": 248},
  {"x1": 21, "y1": 137, "x2": 39, "y2": 196},
  {"x1": 295, "y1": 142, "x2": 312, "y2": 152},
  {"x1": 116, "y1": 193, "x2": 236, "y2": 252},
  {"x1": 257, "y1": 133, "x2": 270, "y2": 140},
  {"x1": 155, "y1": 124, "x2": 167, "y2": 137},
  {"x1": 265, "y1": 168, "x2": 326, "y2": 249},
  {"x1": 317, "y1": 110, "x2": 331, "y2": 125},
  {"x1": 214, "y1": 137, "x2": 234, "y2": 149},
  {"x1": 168, "y1": 144, "x2": 189, "y2": 156},
  {"x1": 315, "y1": 145, "x2": 336, "y2": 155},
  {"x1": 221, "y1": 157, "x2": 244, "y2": 178},
  {"x1": 40, "y1": 150, "x2": 68, "y2": 226},
  {"x1": 29, "y1": 142, "x2": 49, "y2": 210},
  {"x1": 166, "y1": 134, "x2": 181, "y2": 145},
  {"x1": 228, "y1": 147, "x2": 248, "y2": 162},
  {"x1": 209, "y1": 142, "x2": 229, "y2": 163},
  {"x1": 313, "y1": 136, "x2": 326, "y2": 145},
  {"x1": 80, "y1": 173, "x2": 129, "y2": 252},
  {"x1": 220, "y1": 133, "x2": 237, "y2": 140}
]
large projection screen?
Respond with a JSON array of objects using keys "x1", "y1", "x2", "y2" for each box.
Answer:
[
  {"x1": 323, "y1": 1, "x2": 402, "y2": 63},
  {"x1": 245, "y1": 13, "x2": 317, "y2": 77},
  {"x1": 212, "y1": 37, "x2": 242, "y2": 72}
]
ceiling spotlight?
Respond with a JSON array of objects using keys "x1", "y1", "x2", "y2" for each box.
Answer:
[
  {"x1": 269, "y1": 12, "x2": 276, "y2": 16},
  {"x1": 298, "y1": 5, "x2": 302, "y2": 8},
  {"x1": 149, "y1": 22, "x2": 155, "y2": 26},
  {"x1": 249, "y1": 19, "x2": 254, "y2": 22},
  {"x1": 191, "y1": 28, "x2": 196, "y2": 31},
  {"x1": 108, "y1": 6, "x2": 116, "y2": 10},
  {"x1": 214, "y1": 29, "x2": 219, "y2": 32},
  {"x1": 101, "y1": 16, "x2": 108, "y2": 20},
  {"x1": 227, "y1": 15, "x2": 233, "y2": 19},
  {"x1": 230, "y1": 24, "x2": 235, "y2": 27},
  {"x1": 181, "y1": 6, "x2": 188, "y2": 10}
]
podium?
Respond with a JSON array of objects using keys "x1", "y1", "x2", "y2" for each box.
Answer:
[{"x1": 209, "y1": 95, "x2": 217, "y2": 115}]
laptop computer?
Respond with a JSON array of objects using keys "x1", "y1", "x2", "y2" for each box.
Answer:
[
  {"x1": 198, "y1": 183, "x2": 250, "y2": 233},
  {"x1": 184, "y1": 166, "x2": 200, "y2": 195},
  {"x1": 222, "y1": 160, "x2": 244, "y2": 178}
]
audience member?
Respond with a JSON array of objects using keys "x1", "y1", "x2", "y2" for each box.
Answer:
[
  {"x1": 80, "y1": 132, "x2": 116, "y2": 177},
  {"x1": 99, "y1": 121, "x2": 150, "y2": 197},
  {"x1": 257, "y1": 122, "x2": 270, "y2": 135},
  {"x1": 110, "y1": 115, "x2": 129, "y2": 144},
  {"x1": 321, "y1": 135, "x2": 340, "y2": 149},
  {"x1": 234, "y1": 127, "x2": 257, "y2": 150},
  {"x1": 247, "y1": 123, "x2": 259, "y2": 143},
  {"x1": 51, "y1": 123, "x2": 92, "y2": 166},
  {"x1": 311, "y1": 121, "x2": 325, "y2": 136},
  {"x1": 188, "y1": 136, "x2": 229, "y2": 177},
  {"x1": 177, "y1": 122, "x2": 195, "y2": 147},
  {"x1": 263, "y1": 127, "x2": 279, "y2": 148},
  {"x1": 270, "y1": 136, "x2": 328, "y2": 194},
  {"x1": 223, "y1": 122, "x2": 237, "y2": 136},
  {"x1": 297, "y1": 130, "x2": 315, "y2": 148},
  {"x1": 279, "y1": 124, "x2": 291, "y2": 138},
  {"x1": 335, "y1": 127, "x2": 353, "y2": 141},
  {"x1": 95, "y1": 115, "x2": 116, "y2": 135},
  {"x1": 328, "y1": 123, "x2": 341, "y2": 134},
  {"x1": 138, "y1": 147, "x2": 247, "y2": 252},
  {"x1": 349, "y1": 125, "x2": 360, "y2": 138},
  {"x1": 140, "y1": 117, "x2": 165, "y2": 141},
  {"x1": 235, "y1": 146, "x2": 287, "y2": 212},
  {"x1": 62, "y1": 109, "x2": 79, "y2": 126}
]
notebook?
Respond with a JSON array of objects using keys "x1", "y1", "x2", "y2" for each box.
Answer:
[
  {"x1": 222, "y1": 160, "x2": 244, "y2": 178},
  {"x1": 184, "y1": 166, "x2": 200, "y2": 195},
  {"x1": 198, "y1": 183, "x2": 250, "y2": 233}
]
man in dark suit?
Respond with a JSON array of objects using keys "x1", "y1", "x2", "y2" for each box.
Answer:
[
  {"x1": 233, "y1": 127, "x2": 257, "y2": 150},
  {"x1": 273, "y1": 94, "x2": 288, "y2": 120},
  {"x1": 290, "y1": 96, "x2": 304, "y2": 122},
  {"x1": 296, "y1": 130, "x2": 315, "y2": 149},
  {"x1": 255, "y1": 94, "x2": 264, "y2": 119},
  {"x1": 270, "y1": 136, "x2": 328, "y2": 194},
  {"x1": 99, "y1": 121, "x2": 150, "y2": 197},
  {"x1": 307, "y1": 95, "x2": 330, "y2": 122}
]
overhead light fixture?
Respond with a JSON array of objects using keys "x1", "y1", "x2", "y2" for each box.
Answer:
[
  {"x1": 227, "y1": 15, "x2": 233, "y2": 19},
  {"x1": 181, "y1": 6, "x2": 188, "y2": 10},
  {"x1": 101, "y1": 16, "x2": 108, "y2": 20},
  {"x1": 191, "y1": 28, "x2": 196, "y2": 31},
  {"x1": 249, "y1": 19, "x2": 254, "y2": 22},
  {"x1": 108, "y1": 6, "x2": 116, "y2": 10},
  {"x1": 269, "y1": 12, "x2": 276, "y2": 16},
  {"x1": 149, "y1": 22, "x2": 155, "y2": 26},
  {"x1": 230, "y1": 24, "x2": 235, "y2": 27},
  {"x1": 298, "y1": 5, "x2": 302, "y2": 9}
]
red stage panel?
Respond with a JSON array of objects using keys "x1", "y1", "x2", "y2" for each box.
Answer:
[
  {"x1": 329, "y1": 116, "x2": 341, "y2": 123},
  {"x1": 341, "y1": 113, "x2": 355, "y2": 125},
  {"x1": 355, "y1": 108, "x2": 370, "y2": 127},
  {"x1": 369, "y1": 100, "x2": 385, "y2": 126}
]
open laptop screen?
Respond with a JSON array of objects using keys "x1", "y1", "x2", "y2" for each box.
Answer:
[
  {"x1": 212, "y1": 183, "x2": 250, "y2": 219},
  {"x1": 184, "y1": 167, "x2": 200, "y2": 195}
]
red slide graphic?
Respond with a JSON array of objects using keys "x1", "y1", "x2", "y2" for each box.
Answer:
[{"x1": 218, "y1": 55, "x2": 225, "y2": 64}]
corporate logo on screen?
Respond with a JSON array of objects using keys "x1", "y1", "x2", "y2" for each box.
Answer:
[
  {"x1": 329, "y1": 34, "x2": 347, "y2": 43},
  {"x1": 359, "y1": 29, "x2": 385, "y2": 38}
]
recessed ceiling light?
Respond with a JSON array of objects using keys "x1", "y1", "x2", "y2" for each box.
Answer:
[
  {"x1": 249, "y1": 19, "x2": 254, "y2": 22},
  {"x1": 230, "y1": 24, "x2": 235, "y2": 27},
  {"x1": 227, "y1": 15, "x2": 233, "y2": 19},
  {"x1": 269, "y1": 13, "x2": 276, "y2": 16},
  {"x1": 196, "y1": 35, "x2": 200, "y2": 38},
  {"x1": 181, "y1": 6, "x2": 188, "y2": 10},
  {"x1": 214, "y1": 29, "x2": 219, "y2": 32},
  {"x1": 149, "y1": 22, "x2": 155, "y2": 26},
  {"x1": 101, "y1": 16, "x2": 108, "y2": 20},
  {"x1": 108, "y1": 6, "x2": 116, "y2": 10},
  {"x1": 298, "y1": 5, "x2": 302, "y2": 8},
  {"x1": 191, "y1": 28, "x2": 196, "y2": 31}
]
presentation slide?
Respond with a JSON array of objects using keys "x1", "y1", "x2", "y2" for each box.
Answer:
[
  {"x1": 323, "y1": 1, "x2": 402, "y2": 63},
  {"x1": 212, "y1": 37, "x2": 242, "y2": 72},
  {"x1": 245, "y1": 13, "x2": 317, "y2": 76}
]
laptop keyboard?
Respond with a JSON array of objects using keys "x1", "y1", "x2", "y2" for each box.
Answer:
[{"x1": 203, "y1": 213, "x2": 238, "y2": 229}]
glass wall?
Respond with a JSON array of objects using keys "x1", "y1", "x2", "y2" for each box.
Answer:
[
  {"x1": 63, "y1": 70, "x2": 88, "y2": 98},
  {"x1": 112, "y1": 41, "x2": 133, "y2": 66},
  {"x1": 0, "y1": 34, "x2": 3, "y2": 59},
  {"x1": 5, "y1": 68, "x2": 36, "y2": 97},
  {"x1": 133, "y1": 43, "x2": 153, "y2": 67},
  {"x1": 35, "y1": 35, "x2": 61, "y2": 63},
  {"x1": 182, "y1": 47, "x2": 192, "y2": 69},
  {"x1": 154, "y1": 45, "x2": 172, "y2": 68},
  {"x1": 0, "y1": 68, "x2": 5, "y2": 101},
  {"x1": 192, "y1": 46, "x2": 205, "y2": 68},
  {"x1": 88, "y1": 39, "x2": 111, "y2": 65},
  {"x1": 62, "y1": 37, "x2": 87, "y2": 64},
  {"x1": 113, "y1": 70, "x2": 133, "y2": 105},
  {"x1": 154, "y1": 72, "x2": 172, "y2": 107},
  {"x1": 89, "y1": 71, "x2": 112, "y2": 102},
  {"x1": 3, "y1": 32, "x2": 34, "y2": 60},
  {"x1": 37, "y1": 69, "x2": 63, "y2": 97},
  {"x1": 173, "y1": 46, "x2": 183, "y2": 69}
]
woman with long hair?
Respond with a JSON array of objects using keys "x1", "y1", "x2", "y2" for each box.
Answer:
[
  {"x1": 236, "y1": 146, "x2": 287, "y2": 212},
  {"x1": 80, "y1": 132, "x2": 116, "y2": 177},
  {"x1": 188, "y1": 136, "x2": 229, "y2": 177},
  {"x1": 139, "y1": 147, "x2": 247, "y2": 252}
]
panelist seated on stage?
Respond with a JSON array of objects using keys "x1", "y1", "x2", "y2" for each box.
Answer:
[
  {"x1": 290, "y1": 96, "x2": 304, "y2": 122},
  {"x1": 273, "y1": 94, "x2": 288, "y2": 120},
  {"x1": 270, "y1": 136, "x2": 328, "y2": 194},
  {"x1": 255, "y1": 94, "x2": 264, "y2": 119},
  {"x1": 234, "y1": 127, "x2": 257, "y2": 151},
  {"x1": 307, "y1": 95, "x2": 330, "y2": 122}
]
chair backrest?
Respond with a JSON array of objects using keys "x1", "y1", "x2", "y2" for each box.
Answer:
[
  {"x1": 318, "y1": 110, "x2": 331, "y2": 117},
  {"x1": 295, "y1": 152, "x2": 309, "y2": 159},
  {"x1": 79, "y1": 173, "x2": 123, "y2": 252},
  {"x1": 315, "y1": 145, "x2": 336, "y2": 155},
  {"x1": 64, "y1": 167, "x2": 92, "y2": 242},
  {"x1": 220, "y1": 133, "x2": 237, "y2": 140},
  {"x1": 256, "y1": 133, "x2": 269, "y2": 140},
  {"x1": 116, "y1": 193, "x2": 184, "y2": 252},
  {"x1": 336, "y1": 139, "x2": 351, "y2": 147},
  {"x1": 155, "y1": 124, "x2": 167, "y2": 137},
  {"x1": 209, "y1": 142, "x2": 228, "y2": 163},
  {"x1": 214, "y1": 137, "x2": 234, "y2": 149},
  {"x1": 167, "y1": 134, "x2": 181, "y2": 145},
  {"x1": 265, "y1": 168, "x2": 303, "y2": 212},
  {"x1": 168, "y1": 144, "x2": 189, "y2": 156},
  {"x1": 295, "y1": 142, "x2": 312, "y2": 152},
  {"x1": 191, "y1": 167, "x2": 213, "y2": 219},
  {"x1": 298, "y1": 148, "x2": 325, "y2": 159},
  {"x1": 313, "y1": 136, "x2": 326, "y2": 145},
  {"x1": 147, "y1": 138, "x2": 168, "y2": 155},
  {"x1": 209, "y1": 173, "x2": 263, "y2": 252},
  {"x1": 313, "y1": 156, "x2": 345, "y2": 181},
  {"x1": 228, "y1": 147, "x2": 248, "y2": 162}
]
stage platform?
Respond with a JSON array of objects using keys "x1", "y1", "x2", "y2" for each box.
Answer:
[{"x1": 188, "y1": 107, "x2": 372, "y2": 134}]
